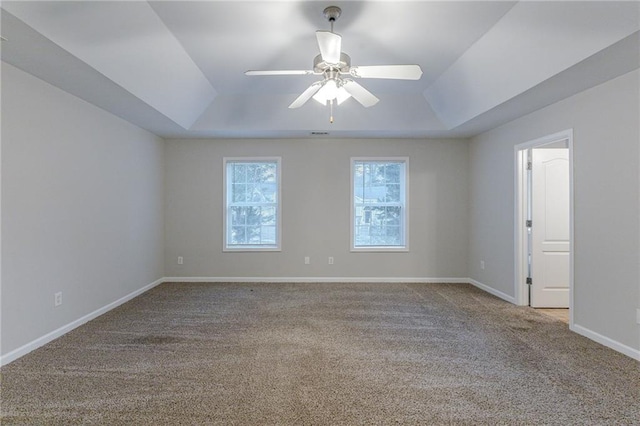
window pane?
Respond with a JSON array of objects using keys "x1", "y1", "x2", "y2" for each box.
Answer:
[
  {"x1": 233, "y1": 164, "x2": 246, "y2": 183},
  {"x1": 246, "y1": 164, "x2": 259, "y2": 183},
  {"x1": 364, "y1": 185, "x2": 384, "y2": 203},
  {"x1": 383, "y1": 206, "x2": 401, "y2": 226},
  {"x1": 354, "y1": 205, "x2": 363, "y2": 225},
  {"x1": 247, "y1": 184, "x2": 261, "y2": 202},
  {"x1": 370, "y1": 228, "x2": 386, "y2": 245},
  {"x1": 354, "y1": 164, "x2": 365, "y2": 204},
  {"x1": 231, "y1": 226, "x2": 246, "y2": 244},
  {"x1": 385, "y1": 163, "x2": 401, "y2": 183},
  {"x1": 261, "y1": 226, "x2": 276, "y2": 244},
  {"x1": 385, "y1": 184, "x2": 400, "y2": 202},
  {"x1": 258, "y1": 183, "x2": 277, "y2": 203},
  {"x1": 386, "y1": 226, "x2": 401, "y2": 245},
  {"x1": 372, "y1": 164, "x2": 385, "y2": 184},
  {"x1": 232, "y1": 184, "x2": 246, "y2": 202},
  {"x1": 261, "y1": 164, "x2": 276, "y2": 183},
  {"x1": 355, "y1": 225, "x2": 370, "y2": 245},
  {"x1": 261, "y1": 207, "x2": 276, "y2": 225},
  {"x1": 372, "y1": 206, "x2": 386, "y2": 225},
  {"x1": 231, "y1": 206, "x2": 245, "y2": 225},
  {"x1": 247, "y1": 226, "x2": 261, "y2": 244},
  {"x1": 354, "y1": 163, "x2": 364, "y2": 187},
  {"x1": 226, "y1": 159, "x2": 280, "y2": 249},
  {"x1": 352, "y1": 159, "x2": 406, "y2": 248},
  {"x1": 246, "y1": 207, "x2": 261, "y2": 226}
]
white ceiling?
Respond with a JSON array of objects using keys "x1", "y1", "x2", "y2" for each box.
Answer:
[{"x1": 1, "y1": 1, "x2": 638, "y2": 139}]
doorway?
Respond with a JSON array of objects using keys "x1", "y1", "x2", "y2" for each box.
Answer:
[{"x1": 515, "y1": 130, "x2": 574, "y2": 325}]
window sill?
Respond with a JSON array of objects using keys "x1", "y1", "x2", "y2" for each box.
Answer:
[
  {"x1": 224, "y1": 247, "x2": 281, "y2": 252},
  {"x1": 351, "y1": 247, "x2": 409, "y2": 253}
]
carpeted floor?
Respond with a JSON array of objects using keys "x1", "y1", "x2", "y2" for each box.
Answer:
[{"x1": 1, "y1": 282, "x2": 639, "y2": 425}]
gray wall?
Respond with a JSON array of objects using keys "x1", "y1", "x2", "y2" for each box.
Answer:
[
  {"x1": 468, "y1": 69, "x2": 640, "y2": 352},
  {"x1": 1, "y1": 63, "x2": 165, "y2": 356},
  {"x1": 164, "y1": 138, "x2": 469, "y2": 280}
]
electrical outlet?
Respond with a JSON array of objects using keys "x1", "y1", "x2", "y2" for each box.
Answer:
[
  {"x1": 480, "y1": 260, "x2": 485, "y2": 270},
  {"x1": 54, "y1": 292, "x2": 63, "y2": 307},
  {"x1": 178, "y1": 256, "x2": 183, "y2": 265},
  {"x1": 304, "y1": 256, "x2": 310, "y2": 265},
  {"x1": 636, "y1": 308, "x2": 640, "y2": 325},
  {"x1": 328, "y1": 256, "x2": 334, "y2": 265}
]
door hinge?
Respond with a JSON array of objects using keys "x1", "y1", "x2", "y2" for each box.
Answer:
[
  {"x1": 526, "y1": 220, "x2": 532, "y2": 228},
  {"x1": 527, "y1": 161, "x2": 532, "y2": 170},
  {"x1": 526, "y1": 277, "x2": 533, "y2": 285}
]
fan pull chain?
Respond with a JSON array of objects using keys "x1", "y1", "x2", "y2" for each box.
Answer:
[{"x1": 329, "y1": 99, "x2": 334, "y2": 123}]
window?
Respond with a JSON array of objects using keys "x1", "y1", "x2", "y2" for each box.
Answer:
[
  {"x1": 224, "y1": 158, "x2": 281, "y2": 251},
  {"x1": 351, "y1": 158, "x2": 408, "y2": 251}
]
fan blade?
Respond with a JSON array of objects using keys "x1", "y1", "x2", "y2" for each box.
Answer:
[
  {"x1": 342, "y1": 80, "x2": 379, "y2": 107},
  {"x1": 246, "y1": 70, "x2": 314, "y2": 76},
  {"x1": 289, "y1": 82, "x2": 323, "y2": 108},
  {"x1": 316, "y1": 31, "x2": 342, "y2": 64},
  {"x1": 349, "y1": 65, "x2": 423, "y2": 80}
]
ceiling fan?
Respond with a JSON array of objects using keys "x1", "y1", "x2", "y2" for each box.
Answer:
[{"x1": 245, "y1": 6, "x2": 423, "y2": 122}]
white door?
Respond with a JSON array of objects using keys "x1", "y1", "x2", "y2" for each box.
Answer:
[{"x1": 530, "y1": 148, "x2": 570, "y2": 308}]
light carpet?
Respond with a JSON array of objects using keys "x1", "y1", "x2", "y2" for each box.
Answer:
[{"x1": 1, "y1": 282, "x2": 639, "y2": 425}]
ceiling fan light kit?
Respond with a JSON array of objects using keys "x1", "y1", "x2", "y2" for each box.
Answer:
[{"x1": 245, "y1": 5, "x2": 423, "y2": 123}]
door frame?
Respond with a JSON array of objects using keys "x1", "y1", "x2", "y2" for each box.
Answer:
[{"x1": 514, "y1": 129, "x2": 574, "y2": 323}]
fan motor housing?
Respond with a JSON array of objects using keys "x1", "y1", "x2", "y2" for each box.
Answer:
[{"x1": 313, "y1": 53, "x2": 351, "y2": 74}]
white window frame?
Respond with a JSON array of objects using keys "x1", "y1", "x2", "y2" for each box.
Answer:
[
  {"x1": 350, "y1": 157, "x2": 409, "y2": 252},
  {"x1": 223, "y1": 157, "x2": 282, "y2": 252}
]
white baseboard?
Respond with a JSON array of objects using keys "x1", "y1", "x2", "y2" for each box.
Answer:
[
  {"x1": 162, "y1": 276, "x2": 470, "y2": 284},
  {"x1": 0, "y1": 277, "x2": 164, "y2": 367},
  {"x1": 571, "y1": 323, "x2": 640, "y2": 361},
  {"x1": 468, "y1": 278, "x2": 516, "y2": 304}
]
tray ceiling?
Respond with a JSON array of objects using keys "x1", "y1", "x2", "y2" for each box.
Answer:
[{"x1": 1, "y1": 1, "x2": 638, "y2": 139}]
